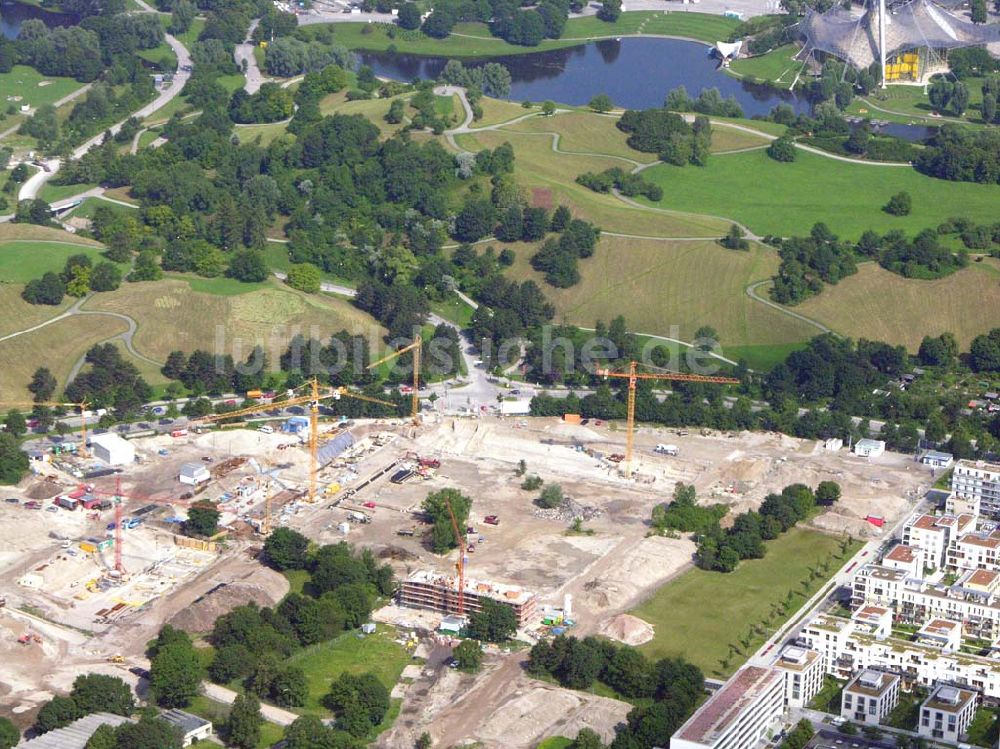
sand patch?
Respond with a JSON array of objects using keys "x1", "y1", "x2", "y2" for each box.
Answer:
[{"x1": 599, "y1": 613, "x2": 655, "y2": 646}]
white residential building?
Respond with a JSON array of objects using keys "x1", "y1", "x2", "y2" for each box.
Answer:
[
  {"x1": 670, "y1": 666, "x2": 785, "y2": 749},
  {"x1": 950, "y1": 459, "x2": 1000, "y2": 519},
  {"x1": 841, "y1": 669, "x2": 900, "y2": 726},
  {"x1": 802, "y1": 613, "x2": 1000, "y2": 698},
  {"x1": 920, "y1": 451, "x2": 954, "y2": 469},
  {"x1": 918, "y1": 685, "x2": 976, "y2": 743},
  {"x1": 774, "y1": 646, "x2": 824, "y2": 708},
  {"x1": 882, "y1": 544, "x2": 921, "y2": 578},
  {"x1": 947, "y1": 531, "x2": 1000, "y2": 573},
  {"x1": 901, "y1": 514, "x2": 975, "y2": 573}
]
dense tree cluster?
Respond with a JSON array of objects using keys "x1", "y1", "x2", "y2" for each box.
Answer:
[
  {"x1": 916, "y1": 125, "x2": 1000, "y2": 184},
  {"x1": 321, "y1": 672, "x2": 390, "y2": 737},
  {"x1": 665, "y1": 85, "x2": 743, "y2": 118},
  {"x1": 22, "y1": 252, "x2": 123, "y2": 306},
  {"x1": 148, "y1": 625, "x2": 204, "y2": 709},
  {"x1": 440, "y1": 59, "x2": 512, "y2": 99},
  {"x1": 769, "y1": 223, "x2": 858, "y2": 305},
  {"x1": 229, "y1": 83, "x2": 295, "y2": 124},
  {"x1": 651, "y1": 483, "x2": 728, "y2": 536},
  {"x1": 855, "y1": 226, "x2": 969, "y2": 279},
  {"x1": 617, "y1": 108, "x2": 712, "y2": 166},
  {"x1": 35, "y1": 675, "x2": 135, "y2": 734},
  {"x1": 530, "y1": 218, "x2": 602, "y2": 288},
  {"x1": 209, "y1": 540, "x2": 393, "y2": 707},
  {"x1": 576, "y1": 167, "x2": 663, "y2": 201},
  {"x1": 422, "y1": 488, "x2": 472, "y2": 552},
  {"x1": 696, "y1": 483, "x2": 820, "y2": 572},
  {"x1": 529, "y1": 638, "x2": 703, "y2": 748}
]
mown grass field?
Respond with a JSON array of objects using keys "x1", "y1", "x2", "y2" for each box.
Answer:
[
  {"x1": 707, "y1": 124, "x2": 772, "y2": 152},
  {"x1": 793, "y1": 258, "x2": 1000, "y2": 351},
  {"x1": 503, "y1": 236, "x2": 817, "y2": 361},
  {"x1": 318, "y1": 91, "x2": 411, "y2": 138},
  {"x1": 84, "y1": 278, "x2": 385, "y2": 363},
  {"x1": 454, "y1": 129, "x2": 728, "y2": 238},
  {"x1": 284, "y1": 625, "x2": 410, "y2": 716},
  {"x1": 639, "y1": 149, "x2": 1000, "y2": 238},
  {"x1": 0, "y1": 65, "x2": 85, "y2": 109},
  {"x1": 847, "y1": 78, "x2": 987, "y2": 126},
  {"x1": 634, "y1": 528, "x2": 860, "y2": 677},
  {"x1": 0, "y1": 314, "x2": 130, "y2": 402},
  {"x1": 473, "y1": 97, "x2": 534, "y2": 127},
  {"x1": 0, "y1": 284, "x2": 72, "y2": 337},
  {"x1": 730, "y1": 44, "x2": 803, "y2": 85},
  {"x1": 38, "y1": 181, "x2": 98, "y2": 204},
  {"x1": 234, "y1": 120, "x2": 295, "y2": 147},
  {"x1": 505, "y1": 111, "x2": 658, "y2": 163},
  {"x1": 327, "y1": 11, "x2": 737, "y2": 57},
  {"x1": 0, "y1": 240, "x2": 110, "y2": 283}
]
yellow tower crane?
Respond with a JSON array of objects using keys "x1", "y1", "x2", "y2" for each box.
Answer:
[
  {"x1": 366, "y1": 334, "x2": 422, "y2": 425},
  {"x1": 193, "y1": 379, "x2": 391, "y2": 503},
  {"x1": 596, "y1": 361, "x2": 740, "y2": 479}
]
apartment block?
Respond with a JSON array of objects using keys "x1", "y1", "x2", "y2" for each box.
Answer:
[
  {"x1": 840, "y1": 669, "x2": 900, "y2": 726},
  {"x1": 947, "y1": 530, "x2": 1000, "y2": 573},
  {"x1": 399, "y1": 570, "x2": 537, "y2": 626},
  {"x1": 882, "y1": 544, "x2": 921, "y2": 578},
  {"x1": 671, "y1": 666, "x2": 785, "y2": 749},
  {"x1": 852, "y1": 564, "x2": 1000, "y2": 641},
  {"x1": 774, "y1": 646, "x2": 824, "y2": 708},
  {"x1": 801, "y1": 613, "x2": 1000, "y2": 698},
  {"x1": 949, "y1": 459, "x2": 1000, "y2": 519},
  {"x1": 902, "y1": 514, "x2": 974, "y2": 573},
  {"x1": 918, "y1": 685, "x2": 976, "y2": 743}
]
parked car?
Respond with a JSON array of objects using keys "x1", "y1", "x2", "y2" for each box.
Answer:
[
  {"x1": 5, "y1": 497, "x2": 19, "y2": 504},
  {"x1": 46, "y1": 506, "x2": 58, "y2": 513}
]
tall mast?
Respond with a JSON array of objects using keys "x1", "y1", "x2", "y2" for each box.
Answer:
[{"x1": 879, "y1": 0, "x2": 887, "y2": 88}]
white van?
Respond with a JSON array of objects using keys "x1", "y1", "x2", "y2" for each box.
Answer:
[
  {"x1": 654, "y1": 444, "x2": 679, "y2": 456},
  {"x1": 257, "y1": 425, "x2": 274, "y2": 434}
]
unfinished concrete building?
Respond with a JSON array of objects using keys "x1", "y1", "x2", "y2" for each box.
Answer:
[{"x1": 399, "y1": 570, "x2": 538, "y2": 627}]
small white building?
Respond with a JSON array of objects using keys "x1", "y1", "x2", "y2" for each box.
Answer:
[
  {"x1": 841, "y1": 669, "x2": 900, "y2": 726},
  {"x1": 853, "y1": 439, "x2": 885, "y2": 458},
  {"x1": 90, "y1": 433, "x2": 135, "y2": 466},
  {"x1": 824, "y1": 437, "x2": 843, "y2": 451},
  {"x1": 178, "y1": 462, "x2": 211, "y2": 485},
  {"x1": 920, "y1": 450, "x2": 954, "y2": 468},
  {"x1": 774, "y1": 646, "x2": 824, "y2": 708},
  {"x1": 160, "y1": 709, "x2": 213, "y2": 747},
  {"x1": 499, "y1": 399, "x2": 532, "y2": 416},
  {"x1": 918, "y1": 685, "x2": 976, "y2": 743}
]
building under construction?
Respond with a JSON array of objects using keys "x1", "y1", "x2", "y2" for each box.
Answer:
[{"x1": 399, "y1": 570, "x2": 538, "y2": 627}]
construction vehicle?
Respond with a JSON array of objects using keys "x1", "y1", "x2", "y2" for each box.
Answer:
[
  {"x1": 367, "y1": 334, "x2": 422, "y2": 425},
  {"x1": 396, "y1": 527, "x2": 416, "y2": 537},
  {"x1": 596, "y1": 361, "x2": 739, "y2": 478},
  {"x1": 0, "y1": 399, "x2": 91, "y2": 458},
  {"x1": 655, "y1": 444, "x2": 680, "y2": 456},
  {"x1": 483, "y1": 515, "x2": 499, "y2": 526},
  {"x1": 418, "y1": 457, "x2": 440, "y2": 469},
  {"x1": 107, "y1": 654, "x2": 125, "y2": 664}
]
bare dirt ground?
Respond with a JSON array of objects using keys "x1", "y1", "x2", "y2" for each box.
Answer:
[{"x1": 0, "y1": 415, "x2": 931, "y2": 742}]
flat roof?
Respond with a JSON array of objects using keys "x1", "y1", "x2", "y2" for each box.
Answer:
[
  {"x1": 677, "y1": 666, "x2": 782, "y2": 744},
  {"x1": 776, "y1": 646, "x2": 819, "y2": 672},
  {"x1": 862, "y1": 565, "x2": 907, "y2": 582},
  {"x1": 918, "y1": 618, "x2": 959, "y2": 638},
  {"x1": 404, "y1": 570, "x2": 535, "y2": 605},
  {"x1": 959, "y1": 533, "x2": 1000, "y2": 550},
  {"x1": 965, "y1": 569, "x2": 1000, "y2": 588},
  {"x1": 956, "y1": 459, "x2": 1000, "y2": 473},
  {"x1": 885, "y1": 545, "x2": 916, "y2": 563},
  {"x1": 845, "y1": 669, "x2": 898, "y2": 698},
  {"x1": 924, "y1": 685, "x2": 975, "y2": 713}
]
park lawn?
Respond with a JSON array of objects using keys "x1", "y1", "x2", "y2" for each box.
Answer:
[
  {"x1": 318, "y1": 91, "x2": 411, "y2": 138},
  {"x1": 0, "y1": 223, "x2": 102, "y2": 245},
  {"x1": 138, "y1": 39, "x2": 178, "y2": 71},
  {"x1": 159, "y1": 15, "x2": 205, "y2": 50},
  {"x1": 263, "y1": 240, "x2": 356, "y2": 287},
  {"x1": 724, "y1": 341, "x2": 807, "y2": 371},
  {"x1": 234, "y1": 120, "x2": 294, "y2": 146},
  {"x1": 329, "y1": 12, "x2": 733, "y2": 57},
  {"x1": 430, "y1": 292, "x2": 476, "y2": 328},
  {"x1": 101, "y1": 186, "x2": 139, "y2": 206},
  {"x1": 0, "y1": 313, "x2": 130, "y2": 401},
  {"x1": 282, "y1": 569, "x2": 310, "y2": 596},
  {"x1": 563, "y1": 11, "x2": 739, "y2": 43},
  {"x1": 85, "y1": 278, "x2": 384, "y2": 363},
  {"x1": 848, "y1": 78, "x2": 986, "y2": 126},
  {"x1": 137, "y1": 128, "x2": 162, "y2": 150},
  {"x1": 709, "y1": 124, "x2": 772, "y2": 153},
  {"x1": 504, "y1": 110, "x2": 658, "y2": 164},
  {"x1": 793, "y1": 257, "x2": 1000, "y2": 351},
  {"x1": 454, "y1": 129, "x2": 728, "y2": 238},
  {"x1": 634, "y1": 527, "x2": 861, "y2": 678},
  {"x1": 730, "y1": 44, "x2": 802, "y2": 85},
  {"x1": 473, "y1": 97, "x2": 534, "y2": 127},
  {"x1": 0, "y1": 66, "x2": 85, "y2": 109},
  {"x1": 0, "y1": 240, "x2": 110, "y2": 283},
  {"x1": 502, "y1": 236, "x2": 817, "y2": 351},
  {"x1": 38, "y1": 181, "x2": 98, "y2": 204},
  {"x1": 0, "y1": 284, "x2": 73, "y2": 338},
  {"x1": 639, "y1": 148, "x2": 1000, "y2": 238},
  {"x1": 284, "y1": 624, "x2": 410, "y2": 716}
]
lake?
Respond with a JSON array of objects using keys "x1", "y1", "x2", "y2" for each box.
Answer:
[
  {"x1": 358, "y1": 37, "x2": 813, "y2": 117},
  {"x1": 1, "y1": 1, "x2": 77, "y2": 39}
]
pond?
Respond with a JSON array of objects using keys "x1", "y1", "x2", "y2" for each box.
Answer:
[
  {"x1": 1, "y1": 1, "x2": 77, "y2": 39},
  {"x1": 358, "y1": 37, "x2": 813, "y2": 118}
]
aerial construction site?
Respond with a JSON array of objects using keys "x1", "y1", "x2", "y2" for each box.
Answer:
[{"x1": 0, "y1": 397, "x2": 933, "y2": 747}]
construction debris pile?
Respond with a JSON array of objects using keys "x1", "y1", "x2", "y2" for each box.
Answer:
[{"x1": 533, "y1": 496, "x2": 602, "y2": 523}]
